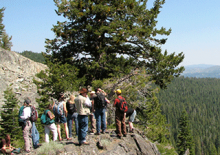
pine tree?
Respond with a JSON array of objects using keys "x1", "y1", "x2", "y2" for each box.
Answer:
[
  {"x1": 176, "y1": 110, "x2": 195, "y2": 155},
  {"x1": 0, "y1": 88, "x2": 23, "y2": 147},
  {"x1": 45, "y1": 0, "x2": 184, "y2": 88},
  {"x1": 0, "y1": 7, "x2": 12, "y2": 50}
]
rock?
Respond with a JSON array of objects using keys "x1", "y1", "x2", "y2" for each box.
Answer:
[
  {"x1": 0, "y1": 48, "x2": 47, "y2": 107},
  {"x1": 32, "y1": 129, "x2": 161, "y2": 155}
]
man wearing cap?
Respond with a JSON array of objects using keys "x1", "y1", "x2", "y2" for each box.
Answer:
[
  {"x1": 75, "y1": 88, "x2": 91, "y2": 145},
  {"x1": 113, "y1": 89, "x2": 127, "y2": 138},
  {"x1": 19, "y1": 97, "x2": 32, "y2": 153}
]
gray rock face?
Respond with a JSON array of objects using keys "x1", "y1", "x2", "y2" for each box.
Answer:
[
  {"x1": 31, "y1": 129, "x2": 161, "y2": 155},
  {"x1": 0, "y1": 48, "x2": 47, "y2": 107}
]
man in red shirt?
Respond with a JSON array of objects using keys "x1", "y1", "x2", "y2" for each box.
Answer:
[{"x1": 113, "y1": 89, "x2": 127, "y2": 138}]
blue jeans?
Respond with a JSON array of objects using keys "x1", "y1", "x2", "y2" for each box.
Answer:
[
  {"x1": 77, "y1": 115, "x2": 88, "y2": 144},
  {"x1": 31, "y1": 122, "x2": 39, "y2": 148},
  {"x1": 95, "y1": 108, "x2": 106, "y2": 133},
  {"x1": 67, "y1": 113, "x2": 78, "y2": 137}
]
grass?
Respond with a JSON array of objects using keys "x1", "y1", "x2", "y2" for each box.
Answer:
[
  {"x1": 35, "y1": 141, "x2": 64, "y2": 155},
  {"x1": 156, "y1": 143, "x2": 177, "y2": 155}
]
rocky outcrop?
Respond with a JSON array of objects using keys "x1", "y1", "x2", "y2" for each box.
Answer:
[
  {"x1": 30, "y1": 129, "x2": 161, "y2": 155},
  {"x1": 0, "y1": 48, "x2": 47, "y2": 107}
]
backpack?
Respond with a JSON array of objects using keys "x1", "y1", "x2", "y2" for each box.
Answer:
[
  {"x1": 41, "y1": 110, "x2": 55, "y2": 125},
  {"x1": 94, "y1": 93, "x2": 106, "y2": 109},
  {"x1": 117, "y1": 97, "x2": 128, "y2": 113},
  {"x1": 18, "y1": 106, "x2": 25, "y2": 126},
  {"x1": 30, "y1": 106, "x2": 38, "y2": 122},
  {"x1": 53, "y1": 101, "x2": 64, "y2": 116}
]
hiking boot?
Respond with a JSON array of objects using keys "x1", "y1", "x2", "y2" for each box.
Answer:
[
  {"x1": 101, "y1": 131, "x2": 105, "y2": 134},
  {"x1": 117, "y1": 135, "x2": 121, "y2": 139},
  {"x1": 80, "y1": 141, "x2": 90, "y2": 145},
  {"x1": 95, "y1": 132, "x2": 101, "y2": 135}
]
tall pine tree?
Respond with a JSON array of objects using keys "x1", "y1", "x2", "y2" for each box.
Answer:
[
  {"x1": 177, "y1": 109, "x2": 195, "y2": 155},
  {"x1": 45, "y1": 0, "x2": 184, "y2": 88},
  {"x1": 0, "y1": 7, "x2": 12, "y2": 50}
]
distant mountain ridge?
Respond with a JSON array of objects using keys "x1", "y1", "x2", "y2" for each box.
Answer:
[{"x1": 182, "y1": 64, "x2": 220, "y2": 78}]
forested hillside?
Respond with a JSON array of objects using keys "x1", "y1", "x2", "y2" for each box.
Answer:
[
  {"x1": 18, "y1": 50, "x2": 45, "y2": 63},
  {"x1": 158, "y1": 77, "x2": 220, "y2": 155}
]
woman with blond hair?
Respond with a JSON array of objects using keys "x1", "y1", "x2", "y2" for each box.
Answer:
[{"x1": 66, "y1": 95, "x2": 78, "y2": 138}]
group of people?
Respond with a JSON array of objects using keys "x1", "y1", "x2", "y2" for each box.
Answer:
[{"x1": 3, "y1": 87, "x2": 136, "y2": 154}]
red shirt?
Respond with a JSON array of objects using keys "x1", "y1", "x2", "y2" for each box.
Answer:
[{"x1": 114, "y1": 95, "x2": 125, "y2": 108}]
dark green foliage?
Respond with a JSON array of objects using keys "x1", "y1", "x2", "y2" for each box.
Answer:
[
  {"x1": 176, "y1": 110, "x2": 194, "y2": 155},
  {"x1": 0, "y1": 7, "x2": 5, "y2": 37},
  {"x1": 158, "y1": 77, "x2": 220, "y2": 155},
  {"x1": 45, "y1": 0, "x2": 184, "y2": 88},
  {"x1": 34, "y1": 55, "x2": 85, "y2": 114},
  {"x1": 0, "y1": 7, "x2": 12, "y2": 50},
  {"x1": 0, "y1": 88, "x2": 23, "y2": 148},
  {"x1": 19, "y1": 50, "x2": 45, "y2": 63}
]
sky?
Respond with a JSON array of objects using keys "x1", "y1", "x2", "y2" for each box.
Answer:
[{"x1": 1, "y1": 0, "x2": 220, "y2": 66}]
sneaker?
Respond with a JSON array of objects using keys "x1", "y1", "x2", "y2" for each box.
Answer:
[
  {"x1": 123, "y1": 134, "x2": 127, "y2": 137},
  {"x1": 95, "y1": 132, "x2": 101, "y2": 135},
  {"x1": 101, "y1": 131, "x2": 105, "y2": 134}
]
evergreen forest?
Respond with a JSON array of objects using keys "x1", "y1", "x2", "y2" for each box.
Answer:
[
  {"x1": 18, "y1": 50, "x2": 45, "y2": 64},
  {"x1": 157, "y1": 76, "x2": 220, "y2": 155}
]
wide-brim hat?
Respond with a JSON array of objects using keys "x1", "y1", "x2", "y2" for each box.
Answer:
[
  {"x1": 79, "y1": 88, "x2": 88, "y2": 94},
  {"x1": 90, "y1": 91, "x2": 95, "y2": 94}
]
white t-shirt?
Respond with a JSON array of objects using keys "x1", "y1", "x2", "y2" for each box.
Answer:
[{"x1": 20, "y1": 106, "x2": 31, "y2": 120}]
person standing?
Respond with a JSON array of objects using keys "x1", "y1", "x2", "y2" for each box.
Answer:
[
  {"x1": 94, "y1": 88, "x2": 109, "y2": 135},
  {"x1": 75, "y1": 88, "x2": 91, "y2": 145},
  {"x1": 19, "y1": 97, "x2": 32, "y2": 153},
  {"x1": 113, "y1": 89, "x2": 127, "y2": 138},
  {"x1": 53, "y1": 93, "x2": 70, "y2": 141},
  {"x1": 66, "y1": 95, "x2": 78, "y2": 138},
  {"x1": 126, "y1": 108, "x2": 136, "y2": 133},
  {"x1": 43, "y1": 104, "x2": 58, "y2": 143}
]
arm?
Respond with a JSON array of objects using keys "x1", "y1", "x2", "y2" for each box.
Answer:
[
  {"x1": 105, "y1": 97, "x2": 110, "y2": 104},
  {"x1": 113, "y1": 99, "x2": 118, "y2": 107},
  {"x1": 85, "y1": 96, "x2": 91, "y2": 107},
  {"x1": 63, "y1": 102, "x2": 67, "y2": 117}
]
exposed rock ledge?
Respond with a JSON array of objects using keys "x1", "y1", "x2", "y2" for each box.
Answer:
[
  {"x1": 0, "y1": 48, "x2": 47, "y2": 107},
  {"x1": 30, "y1": 129, "x2": 161, "y2": 155}
]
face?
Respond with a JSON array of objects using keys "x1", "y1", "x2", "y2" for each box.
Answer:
[{"x1": 82, "y1": 92, "x2": 87, "y2": 97}]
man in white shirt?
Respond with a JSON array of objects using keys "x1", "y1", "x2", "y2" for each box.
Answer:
[
  {"x1": 75, "y1": 88, "x2": 91, "y2": 145},
  {"x1": 19, "y1": 97, "x2": 32, "y2": 153}
]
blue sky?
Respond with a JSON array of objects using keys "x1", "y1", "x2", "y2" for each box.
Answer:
[{"x1": 1, "y1": 0, "x2": 220, "y2": 66}]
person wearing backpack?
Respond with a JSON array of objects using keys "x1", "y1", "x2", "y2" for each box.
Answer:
[
  {"x1": 42, "y1": 104, "x2": 58, "y2": 143},
  {"x1": 93, "y1": 88, "x2": 109, "y2": 135},
  {"x1": 113, "y1": 89, "x2": 128, "y2": 139},
  {"x1": 19, "y1": 97, "x2": 32, "y2": 153},
  {"x1": 66, "y1": 95, "x2": 78, "y2": 138},
  {"x1": 75, "y1": 88, "x2": 91, "y2": 145},
  {"x1": 53, "y1": 93, "x2": 70, "y2": 141}
]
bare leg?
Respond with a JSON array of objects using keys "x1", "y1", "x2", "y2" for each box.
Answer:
[
  {"x1": 57, "y1": 124, "x2": 62, "y2": 141},
  {"x1": 64, "y1": 122, "x2": 69, "y2": 139}
]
